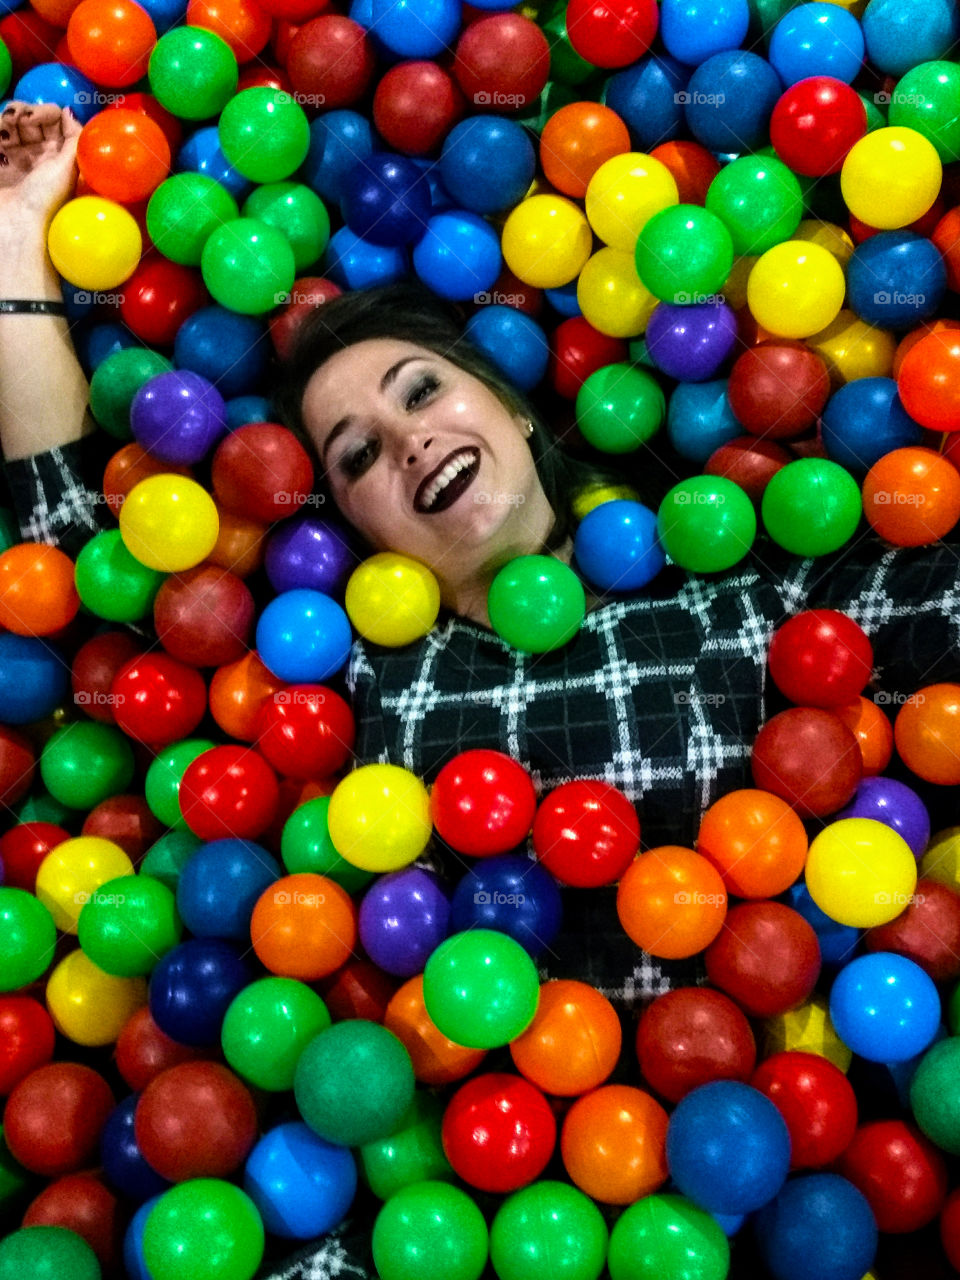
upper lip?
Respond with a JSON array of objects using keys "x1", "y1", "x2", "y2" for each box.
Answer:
[{"x1": 413, "y1": 447, "x2": 480, "y2": 512}]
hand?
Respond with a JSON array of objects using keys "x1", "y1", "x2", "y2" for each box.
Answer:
[{"x1": 0, "y1": 101, "x2": 82, "y2": 237}]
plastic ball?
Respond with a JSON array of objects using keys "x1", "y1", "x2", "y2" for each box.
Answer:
[
  {"x1": 636, "y1": 987, "x2": 756, "y2": 1104},
  {"x1": 756, "y1": 1173, "x2": 878, "y2": 1280},
  {"x1": 771, "y1": 76, "x2": 867, "y2": 176},
  {"x1": 862, "y1": 0, "x2": 960, "y2": 80},
  {"x1": 751, "y1": 1050, "x2": 858, "y2": 1170},
  {"x1": 148, "y1": 937, "x2": 252, "y2": 1046},
  {"x1": 430, "y1": 749, "x2": 536, "y2": 859},
  {"x1": 48, "y1": 196, "x2": 142, "y2": 291},
  {"x1": 657, "y1": 475, "x2": 757, "y2": 573},
  {"x1": 256, "y1": 684, "x2": 353, "y2": 780},
  {"x1": 573, "y1": 500, "x2": 665, "y2": 594},
  {"x1": 147, "y1": 172, "x2": 238, "y2": 266},
  {"x1": 100, "y1": 1094, "x2": 172, "y2": 1204},
  {"x1": 201, "y1": 217, "x2": 296, "y2": 315},
  {"x1": 0, "y1": 635, "x2": 67, "y2": 725},
  {"x1": 280, "y1": 796, "x2": 373, "y2": 894},
  {"x1": 837, "y1": 776, "x2": 931, "y2": 856},
  {"x1": 510, "y1": 979, "x2": 621, "y2": 1098},
  {"x1": 135, "y1": 1060, "x2": 256, "y2": 1181},
  {"x1": 448, "y1": 855, "x2": 563, "y2": 958},
  {"x1": 864, "y1": 446, "x2": 960, "y2": 545},
  {"x1": 561, "y1": 1083, "x2": 668, "y2": 1205},
  {"x1": 110, "y1": 653, "x2": 207, "y2": 748},
  {"x1": 769, "y1": 2, "x2": 865, "y2": 86},
  {"x1": 809, "y1": 309, "x2": 897, "y2": 386},
  {"x1": 0, "y1": 729, "x2": 37, "y2": 810},
  {"x1": 869, "y1": 876, "x2": 960, "y2": 983},
  {"x1": 635, "y1": 203, "x2": 734, "y2": 304},
  {"x1": 148, "y1": 24, "x2": 238, "y2": 118},
  {"x1": 841, "y1": 126, "x2": 943, "y2": 231},
  {"x1": 617, "y1": 846, "x2": 727, "y2": 959},
  {"x1": 501, "y1": 195, "x2": 592, "y2": 290},
  {"x1": 39, "y1": 721, "x2": 135, "y2": 811},
  {"x1": 665, "y1": 378, "x2": 741, "y2": 465},
  {"x1": 0, "y1": 996, "x2": 56, "y2": 1094},
  {"x1": 144, "y1": 738, "x2": 215, "y2": 830},
  {"x1": 345, "y1": 553, "x2": 440, "y2": 647},
  {"x1": 727, "y1": 339, "x2": 832, "y2": 440},
  {"x1": 443, "y1": 1072, "x2": 556, "y2": 1194},
  {"x1": 706, "y1": 154, "x2": 803, "y2": 257},
  {"x1": 645, "y1": 297, "x2": 737, "y2": 382},
  {"x1": 890, "y1": 59, "x2": 960, "y2": 163},
  {"x1": 830, "y1": 951, "x2": 939, "y2": 1064},
  {"x1": 79, "y1": 873, "x2": 181, "y2": 977},
  {"x1": 0, "y1": 543, "x2": 78, "y2": 636},
  {"x1": 848, "y1": 231, "x2": 946, "y2": 328},
  {"x1": 327, "y1": 763, "x2": 431, "y2": 872},
  {"x1": 747, "y1": 240, "x2": 846, "y2": 339},
  {"x1": 532, "y1": 778, "x2": 640, "y2": 888},
  {"x1": 0, "y1": 888, "x2": 56, "y2": 993},
  {"x1": 129, "y1": 370, "x2": 226, "y2": 466},
  {"x1": 0, "y1": 1227, "x2": 102, "y2": 1280},
  {"x1": 607, "y1": 1194, "x2": 729, "y2": 1280},
  {"x1": 358, "y1": 1090, "x2": 452, "y2": 1199},
  {"x1": 153, "y1": 566, "x2": 254, "y2": 669},
  {"x1": 490, "y1": 1181, "x2": 608, "y2": 1280},
  {"x1": 660, "y1": 0, "x2": 748, "y2": 65},
  {"x1": 768, "y1": 611, "x2": 873, "y2": 709},
  {"x1": 565, "y1": 0, "x2": 658, "y2": 69},
  {"x1": 46, "y1": 949, "x2": 147, "y2": 1045},
  {"x1": 374, "y1": 61, "x2": 465, "y2": 156},
  {"x1": 115, "y1": 1006, "x2": 206, "y2": 1093},
  {"x1": 705, "y1": 900, "x2": 821, "y2": 1018},
  {"x1": 244, "y1": 1121, "x2": 356, "y2": 1239},
  {"x1": 339, "y1": 152, "x2": 430, "y2": 248},
  {"x1": 684, "y1": 50, "x2": 783, "y2": 153},
  {"x1": 697, "y1": 788, "x2": 808, "y2": 898},
  {"x1": 77, "y1": 108, "x2": 169, "y2": 203},
  {"x1": 175, "y1": 839, "x2": 279, "y2": 942},
  {"x1": 423, "y1": 928, "x2": 540, "y2": 1049},
  {"x1": 358, "y1": 867, "x2": 450, "y2": 978},
  {"x1": 143, "y1": 1179, "x2": 264, "y2": 1280},
  {"x1": 215, "y1": 86, "x2": 309, "y2": 185},
  {"x1": 250, "y1": 873, "x2": 356, "y2": 980},
  {"x1": 71, "y1": 631, "x2": 143, "y2": 727},
  {"x1": 895, "y1": 682, "x2": 960, "y2": 785},
  {"x1": 584, "y1": 151, "x2": 678, "y2": 252},
  {"x1": 805, "y1": 817, "x2": 918, "y2": 927},
  {"x1": 264, "y1": 516, "x2": 354, "y2": 596},
  {"x1": 821, "y1": 377, "x2": 923, "y2": 473},
  {"x1": 837, "y1": 1118, "x2": 947, "y2": 1234},
  {"x1": 760, "y1": 459, "x2": 862, "y2": 556},
  {"x1": 34, "y1": 835, "x2": 133, "y2": 935},
  {"x1": 412, "y1": 210, "x2": 502, "y2": 302},
  {"x1": 575, "y1": 363, "x2": 665, "y2": 452},
  {"x1": 119, "y1": 473, "x2": 218, "y2": 572},
  {"x1": 487, "y1": 555, "x2": 586, "y2": 653},
  {"x1": 222, "y1": 977, "x2": 330, "y2": 1091},
  {"x1": 384, "y1": 974, "x2": 487, "y2": 1086},
  {"x1": 372, "y1": 1181, "x2": 488, "y2": 1280}
]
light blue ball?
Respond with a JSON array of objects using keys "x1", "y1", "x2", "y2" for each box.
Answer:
[
  {"x1": 465, "y1": 306, "x2": 548, "y2": 392},
  {"x1": 661, "y1": 0, "x2": 750, "y2": 66},
  {"x1": 544, "y1": 281, "x2": 582, "y2": 317},
  {"x1": 323, "y1": 226, "x2": 408, "y2": 291},
  {"x1": 412, "y1": 211, "x2": 502, "y2": 302},
  {"x1": 256, "y1": 588, "x2": 354, "y2": 683},
  {"x1": 245, "y1": 1122, "x2": 358, "y2": 1238},
  {"x1": 863, "y1": 0, "x2": 960, "y2": 79},
  {"x1": 574, "y1": 500, "x2": 666, "y2": 592},
  {"x1": 13, "y1": 64, "x2": 99, "y2": 124},
  {"x1": 370, "y1": 0, "x2": 461, "y2": 57},
  {"x1": 667, "y1": 379, "x2": 742, "y2": 464},
  {"x1": 769, "y1": 3, "x2": 866, "y2": 86},
  {"x1": 829, "y1": 951, "x2": 941, "y2": 1063},
  {"x1": 226, "y1": 395, "x2": 272, "y2": 430},
  {"x1": 178, "y1": 126, "x2": 252, "y2": 202}
]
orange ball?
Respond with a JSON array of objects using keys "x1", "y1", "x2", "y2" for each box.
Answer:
[
  {"x1": 898, "y1": 330, "x2": 960, "y2": 433},
  {"x1": 0, "y1": 543, "x2": 80, "y2": 636},
  {"x1": 102, "y1": 444, "x2": 191, "y2": 517},
  {"x1": 862, "y1": 447, "x2": 960, "y2": 546},
  {"x1": 207, "y1": 505, "x2": 268, "y2": 579},
  {"x1": 650, "y1": 139, "x2": 721, "y2": 205},
  {"x1": 895, "y1": 683, "x2": 960, "y2": 785},
  {"x1": 509, "y1": 979, "x2": 621, "y2": 1097},
  {"x1": 696, "y1": 789, "x2": 808, "y2": 899},
  {"x1": 834, "y1": 695, "x2": 895, "y2": 776},
  {"x1": 561, "y1": 1083, "x2": 668, "y2": 1205},
  {"x1": 931, "y1": 206, "x2": 960, "y2": 292},
  {"x1": 384, "y1": 974, "x2": 486, "y2": 1086},
  {"x1": 209, "y1": 651, "x2": 287, "y2": 741},
  {"x1": 77, "y1": 108, "x2": 170, "y2": 203},
  {"x1": 66, "y1": 0, "x2": 156, "y2": 87},
  {"x1": 617, "y1": 846, "x2": 727, "y2": 959},
  {"x1": 893, "y1": 320, "x2": 960, "y2": 379},
  {"x1": 539, "y1": 102, "x2": 630, "y2": 199},
  {"x1": 186, "y1": 0, "x2": 271, "y2": 60},
  {"x1": 250, "y1": 872, "x2": 356, "y2": 980}
]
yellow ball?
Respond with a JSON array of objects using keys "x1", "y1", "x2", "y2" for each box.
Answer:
[
  {"x1": 46, "y1": 949, "x2": 147, "y2": 1046},
  {"x1": 119, "y1": 474, "x2": 220, "y2": 572},
  {"x1": 793, "y1": 219, "x2": 855, "y2": 271},
  {"x1": 584, "y1": 152, "x2": 679, "y2": 252},
  {"x1": 841, "y1": 126, "x2": 943, "y2": 230},
  {"x1": 807, "y1": 309, "x2": 896, "y2": 386},
  {"x1": 501, "y1": 194, "x2": 593, "y2": 289},
  {"x1": 35, "y1": 836, "x2": 134, "y2": 935},
  {"x1": 345, "y1": 553, "x2": 441, "y2": 647},
  {"x1": 722, "y1": 255, "x2": 758, "y2": 312},
  {"x1": 48, "y1": 196, "x2": 143, "y2": 291},
  {"x1": 805, "y1": 817, "x2": 918, "y2": 928},
  {"x1": 572, "y1": 482, "x2": 640, "y2": 521},
  {"x1": 577, "y1": 247, "x2": 658, "y2": 338},
  {"x1": 920, "y1": 826, "x2": 960, "y2": 891},
  {"x1": 761, "y1": 994, "x2": 852, "y2": 1073},
  {"x1": 747, "y1": 240, "x2": 846, "y2": 339},
  {"x1": 327, "y1": 764, "x2": 432, "y2": 872}
]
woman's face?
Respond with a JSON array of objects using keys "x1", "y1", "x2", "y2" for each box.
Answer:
[{"x1": 301, "y1": 338, "x2": 557, "y2": 590}]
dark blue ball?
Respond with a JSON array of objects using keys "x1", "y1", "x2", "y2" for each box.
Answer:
[
  {"x1": 340, "y1": 153, "x2": 432, "y2": 247},
  {"x1": 821, "y1": 378, "x2": 924, "y2": 475},
  {"x1": 604, "y1": 55, "x2": 690, "y2": 149},
  {"x1": 847, "y1": 232, "x2": 947, "y2": 329},
  {"x1": 754, "y1": 1173, "x2": 878, "y2": 1280},
  {"x1": 148, "y1": 938, "x2": 253, "y2": 1046},
  {"x1": 785, "y1": 882, "x2": 860, "y2": 969},
  {"x1": 685, "y1": 52, "x2": 783, "y2": 152},
  {"x1": 450, "y1": 854, "x2": 562, "y2": 957},
  {"x1": 440, "y1": 116, "x2": 536, "y2": 215},
  {"x1": 100, "y1": 1095, "x2": 171, "y2": 1203},
  {"x1": 0, "y1": 634, "x2": 69, "y2": 725},
  {"x1": 176, "y1": 839, "x2": 281, "y2": 941},
  {"x1": 174, "y1": 306, "x2": 269, "y2": 398},
  {"x1": 302, "y1": 111, "x2": 375, "y2": 205}
]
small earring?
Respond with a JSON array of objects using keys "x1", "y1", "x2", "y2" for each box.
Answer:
[{"x1": 524, "y1": 419, "x2": 534, "y2": 438}]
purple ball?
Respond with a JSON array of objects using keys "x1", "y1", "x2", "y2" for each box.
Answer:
[
  {"x1": 130, "y1": 370, "x2": 228, "y2": 464},
  {"x1": 265, "y1": 517, "x2": 356, "y2": 596},
  {"x1": 358, "y1": 867, "x2": 451, "y2": 977},
  {"x1": 837, "y1": 776, "x2": 931, "y2": 858},
  {"x1": 646, "y1": 297, "x2": 738, "y2": 382}
]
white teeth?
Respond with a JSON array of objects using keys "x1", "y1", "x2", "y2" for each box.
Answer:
[{"x1": 420, "y1": 450, "x2": 476, "y2": 511}]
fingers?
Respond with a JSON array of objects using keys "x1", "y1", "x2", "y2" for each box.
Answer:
[
  {"x1": 61, "y1": 107, "x2": 83, "y2": 142},
  {"x1": 17, "y1": 106, "x2": 50, "y2": 146}
]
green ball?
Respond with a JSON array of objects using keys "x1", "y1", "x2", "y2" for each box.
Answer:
[
  {"x1": 635, "y1": 204, "x2": 734, "y2": 304},
  {"x1": 140, "y1": 830, "x2": 203, "y2": 890},
  {"x1": 747, "y1": 0, "x2": 795, "y2": 36},
  {"x1": 761, "y1": 458, "x2": 862, "y2": 557},
  {"x1": 575, "y1": 363, "x2": 665, "y2": 453},
  {"x1": 294, "y1": 1020, "x2": 416, "y2": 1148},
  {"x1": 77, "y1": 873, "x2": 182, "y2": 977},
  {"x1": 222, "y1": 976, "x2": 331, "y2": 1091},
  {"x1": 490, "y1": 1181, "x2": 609, "y2": 1280},
  {"x1": 423, "y1": 928, "x2": 540, "y2": 1049},
  {"x1": 890, "y1": 61, "x2": 960, "y2": 162},
  {"x1": 201, "y1": 217, "x2": 296, "y2": 315},
  {"x1": 144, "y1": 1179, "x2": 264, "y2": 1280},
  {"x1": 608, "y1": 1194, "x2": 730, "y2": 1280},
  {"x1": 16, "y1": 791, "x2": 73, "y2": 827},
  {"x1": 75, "y1": 529, "x2": 166, "y2": 622},
  {"x1": 0, "y1": 1126, "x2": 30, "y2": 1210},
  {"x1": 219, "y1": 88, "x2": 311, "y2": 184},
  {"x1": 657, "y1": 476, "x2": 757, "y2": 573},
  {"x1": 705, "y1": 155, "x2": 803, "y2": 256},
  {"x1": 280, "y1": 796, "x2": 374, "y2": 893},
  {"x1": 0, "y1": 888, "x2": 56, "y2": 992},
  {"x1": 540, "y1": 8, "x2": 594, "y2": 85},
  {"x1": 949, "y1": 979, "x2": 960, "y2": 1033},
  {"x1": 148, "y1": 27, "x2": 238, "y2": 121},
  {"x1": 372, "y1": 1181, "x2": 488, "y2": 1280},
  {"x1": 242, "y1": 182, "x2": 330, "y2": 271},
  {"x1": 89, "y1": 348, "x2": 173, "y2": 438},
  {"x1": 0, "y1": 506, "x2": 18, "y2": 554},
  {"x1": 144, "y1": 739, "x2": 215, "y2": 828},
  {"x1": 910, "y1": 1036, "x2": 960, "y2": 1154},
  {"x1": 40, "y1": 722, "x2": 135, "y2": 810},
  {"x1": 360, "y1": 1093, "x2": 454, "y2": 1201},
  {"x1": 487, "y1": 555, "x2": 586, "y2": 654},
  {"x1": 146, "y1": 173, "x2": 239, "y2": 266},
  {"x1": 860, "y1": 91, "x2": 887, "y2": 133},
  {"x1": 0, "y1": 39, "x2": 11, "y2": 100},
  {"x1": 0, "y1": 1227, "x2": 101, "y2": 1280}
]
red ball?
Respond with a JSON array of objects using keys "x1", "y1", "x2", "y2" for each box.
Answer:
[
  {"x1": 430, "y1": 749, "x2": 537, "y2": 857},
  {"x1": 81, "y1": 794, "x2": 165, "y2": 863},
  {"x1": 0, "y1": 822, "x2": 69, "y2": 892},
  {"x1": 751, "y1": 1050, "x2": 858, "y2": 1169},
  {"x1": 154, "y1": 566, "x2": 255, "y2": 668},
  {"x1": 453, "y1": 14, "x2": 550, "y2": 112},
  {"x1": 0, "y1": 997, "x2": 56, "y2": 1095},
  {"x1": 258, "y1": 0, "x2": 333, "y2": 20},
  {"x1": 751, "y1": 707, "x2": 863, "y2": 818},
  {"x1": 705, "y1": 435, "x2": 792, "y2": 504},
  {"x1": 441, "y1": 1072, "x2": 556, "y2": 1193},
  {"x1": 941, "y1": 1187, "x2": 960, "y2": 1270},
  {"x1": 114, "y1": 1005, "x2": 207, "y2": 1092},
  {"x1": 565, "y1": 0, "x2": 658, "y2": 68},
  {"x1": 255, "y1": 684, "x2": 355, "y2": 780},
  {"x1": 319, "y1": 957, "x2": 400, "y2": 1024},
  {"x1": 770, "y1": 77, "x2": 867, "y2": 177},
  {"x1": 4, "y1": 1062, "x2": 115, "y2": 1177},
  {"x1": 839, "y1": 1120, "x2": 948, "y2": 1233},
  {"x1": 0, "y1": 10, "x2": 62, "y2": 81},
  {"x1": 635, "y1": 987, "x2": 756, "y2": 1104},
  {"x1": 179, "y1": 744, "x2": 280, "y2": 839},
  {"x1": 0, "y1": 726, "x2": 35, "y2": 808},
  {"x1": 268, "y1": 275, "x2": 341, "y2": 360},
  {"x1": 212, "y1": 422, "x2": 315, "y2": 523},
  {"x1": 481, "y1": 265, "x2": 544, "y2": 317},
  {"x1": 23, "y1": 1173, "x2": 122, "y2": 1271},
  {"x1": 237, "y1": 61, "x2": 291, "y2": 92},
  {"x1": 135, "y1": 1060, "x2": 258, "y2": 1181},
  {"x1": 286, "y1": 15, "x2": 376, "y2": 110},
  {"x1": 705, "y1": 901, "x2": 821, "y2": 1018},
  {"x1": 768, "y1": 609, "x2": 874, "y2": 708},
  {"x1": 110, "y1": 653, "x2": 208, "y2": 747},
  {"x1": 374, "y1": 60, "x2": 465, "y2": 155},
  {"x1": 727, "y1": 341, "x2": 831, "y2": 439},
  {"x1": 72, "y1": 631, "x2": 144, "y2": 725},
  {"x1": 532, "y1": 778, "x2": 640, "y2": 887},
  {"x1": 119, "y1": 255, "x2": 210, "y2": 346},
  {"x1": 549, "y1": 315, "x2": 628, "y2": 400},
  {"x1": 863, "y1": 878, "x2": 960, "y2": 983}
]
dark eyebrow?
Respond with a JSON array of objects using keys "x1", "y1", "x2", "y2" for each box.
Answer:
[{"x1": 320, "y1": 356, "x2": 430, "y2": 463}]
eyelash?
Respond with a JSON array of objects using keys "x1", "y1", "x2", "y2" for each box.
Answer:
[{"x1": 339, "y1": 373, "x2": 440, "y2": 478}]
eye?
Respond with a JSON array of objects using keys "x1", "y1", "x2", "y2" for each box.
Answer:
[
  {"x1": 341, "y1": 438, "x2": 378, "y2": 478},
  {"x1": 405, "y1": 373, "x2": 439, "y2": 410}
]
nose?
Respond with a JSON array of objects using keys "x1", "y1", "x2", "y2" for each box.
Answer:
[{"x1": 406, "y1": 436, "x2": 434, "y2": 466}]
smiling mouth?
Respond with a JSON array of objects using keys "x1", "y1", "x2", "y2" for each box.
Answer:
[{"x1": 413, "y1": 447, "x2": 481, "y2": 514}]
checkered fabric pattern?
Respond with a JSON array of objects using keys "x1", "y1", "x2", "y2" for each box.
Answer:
[{"x1": 3, "y1": 433, "x2": 112, "y2": 557}]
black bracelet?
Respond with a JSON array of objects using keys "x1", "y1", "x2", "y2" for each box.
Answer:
[{"x1": 0, "y1": 299, "x2": 68, "y2": 316}]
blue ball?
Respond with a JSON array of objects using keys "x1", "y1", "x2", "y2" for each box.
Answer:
[
  {"x1": 226, "y1": 394, "x2": 272, "y2": 430},
  {"x1": 667, "y1": 379, "x2": 742, "y2": 464},
  {"x1": 13, "y1": 64, "x2": 99, "y2": 124},
  {"x1": 0, "y1": 635, "x2": 68, "y2": 725},
  {"x1": 324, "y1": 226, "x2": 408, "y2": 291},
  {"x1": 440, "y1": 116, "x2": 536, "y2": 215},
  {"x1": 61, "y1": 281, "x2": 99, "y2": 323},
  {"x1": 340, "y1": 153, "x2": 432, "y2": 247},
  {"x1": 174, "y1": 306, "x2": 269, "y2": 398},
  {"x1": 412, "y1": 156, "x2": 456, "y2": 213},
  {"x1": 149, "y1": 938, "x2": 253, "y2": 1046},
  {"x1": 449, "y1": 854, "x2": 563, "y2": 957},
  {"x1": 785, "y1": 882, "x2": 860, "y2": 968},
  {"x1": 123, "y1": 1196, "x2": 162, "y2": 1280},
  {"x1": 544, "y1": 281, "x2": 582, "y2": 317},
  {"x1": 661, "y1": 0, "x2": 750, "y2": 66},
  {"x1": 244, "y1": 1122, "x2": 358, "y2": 1239},
  {"x1": 256, "y1": 589, "x2": 353, "y2": 683},
  {"x1": 302, "y1": 111, "x2": 374, "y2": 204},
  {"x1": 769, "y1": 3, "x2": 865, "y2": 86},
  {"x1": 846, "y1": 232, "x2": 946, "y2": 329},
  {"x1": 370, "y1": 0, "x2": 460, "y2": 56},
  {"x1": 358, "y1": 867, "x2": 451, "y2": 977},
  {"x1": 829, "y1": 951, "x2": 941, "y2": 1063},
  {"x1": 685, "y1": 52, "x2": 783, "y2": 152},
  {"x1": 178, "y1": 126, "x2": 252, "y2": 201},
  {"x1": 100, "y1": 1096, "x2": 171, "y2": 1203},
  {"x1": 754, "y1": 1173, "x2": 878, "y2": 1280},
  {"x1": 666, "y1": 1081, "x2": 792, "y2": 1215},
  {"x1": 604, "y1": 55, "x2": 690, "y2": 149},
  {"x1": 136, "y1": 0, "x2": 186, "y2": 32},
  {"x1": 413, "y1": 211, "x2": 502, "y2": 302},
  {"x1": 464, "y1": 305, "x2": 549, "y2": 392},
  {"x1": 574, "y1": 500, "x2": 666, "y2": 592},
  {"x1": 862, "y1": 0, "x2": 960, "y2": 79},
  {"x1": 78, "y1": 322, "x2": 141, "y2": 375},
  {"x1": 176, "y1": 839, "x2": 281, "y2": 941},
  {"x1": 821, "y1": 378, "x2": 923, "y2": 475}
]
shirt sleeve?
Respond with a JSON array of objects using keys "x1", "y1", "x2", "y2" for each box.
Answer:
[{"x1": 3, "y1": 435, "x2": 111, "y2": 558}]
